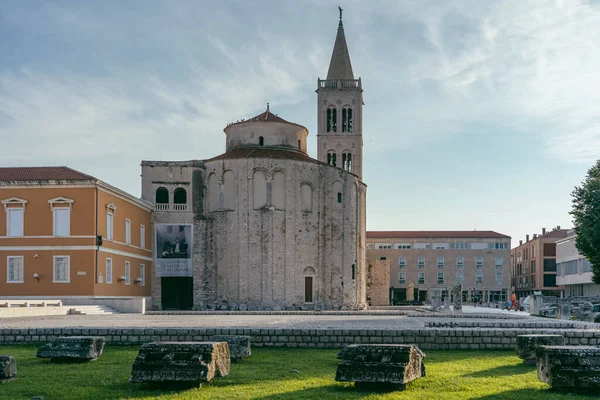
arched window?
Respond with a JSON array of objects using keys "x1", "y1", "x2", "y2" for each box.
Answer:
[
  {"x1": 337, "y1": 192, "x2": 342, "y2": 203},
  {"x1": 327, "y1": 153, "x2": 332, "y2": 165},
  {"x1": 326, "y1": 107, "x2": 337, "y2": 133},
  {"x1": 347, "y1": 108, "x2": 353, "y2": 132},
  {"x1": 348, "y1": 153, "x2": 352, "y2": 172},
  {"x1": 155, "y1": 187, "x2": 168, "y2": 204},
  {"x1": 259, "y1": 136, "x2": 264, "y2": 146},
  {"x1": 298, "y1": 140, "x2": 301, "y2": 150},
  {"x1": 332, "y1": 153, "x2": 337, "y2": 167},
  {"x1": 174, "y1": 188, "x2": 187, "y2": 204},
  {"x1": 342, "y1": 153, "x2": 347, "y2": 170}
]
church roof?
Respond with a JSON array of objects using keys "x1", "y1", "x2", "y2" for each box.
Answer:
[
  {"x1": 326, "y1": 14, "x2": 354, "y2": 80},
  {"x1": 205, "y1": 147, "x2": 318, "y2": 163},
  {"x1": 225, "y1": 104, "x2": 308, "y2": 131}
]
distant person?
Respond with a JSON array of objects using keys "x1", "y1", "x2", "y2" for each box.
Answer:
[{"x1": 510, "y1": 292, "x2": 518, "y2": 311}]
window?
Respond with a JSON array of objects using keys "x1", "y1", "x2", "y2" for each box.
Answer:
[
  {"x1": 125, "y1": 261, "x2": 131, "y2": 285},
  {"x1": 437, "y1": 256, "x2": 444, "y2": 269},
  {"x1": 259, "y1": 136, "x2": 264, "y2": 146},
  {"x1": 456, "y1": 272, "x2": 464, "y2": 284},
  {"x1": 456, "y1": 257, "x2": 464, "y2": 269},
  {"x1": 399, "y1": 272, "x2": 406, "y2": 284},
  {"x1": 174, "y1": 188, "x2": 187, "y2": 205},
  {"x1": 7, "y1": 208, "x2": 24, "y2": 237},
  {"x1": 140, "y1": 264, "x2": 145, "y2": 286},
  {"x1": 298, "y1": 140, "x2": 301, "y2": 150},
  {"x1": 582, "y1": 259, "x2": 592, "y2": 273},
  {"x1": 326, "y1": 107, "x2": 337, "y2": 132},
  {"x1": 418, "y1": 257, "x2": 425, "y2": 269},
  {"x1": 53, "y1": 256, "x2": 70, "y2": 283},
  {"x1": 531, "y1": 245, "x2": 535, "y2": 257},
  {"x1": 140, "y1": 225, "x2": 145, "y2": 249},
  {"x1": 476, "y1": 257, "x2": 483, "y2": 269},
  {"x1": 496, "y1": 272, "x2": 502, "y2": 286},
  {"x1": 451, "y1": 242, "x2": 470, "y2": 250},
  {"x1": 378, "y1": 245, "x2": 392, "y2": 249},
  {"x1": 437, "y1": 272, "x2": 444, "y2": 284},
  {"x1": 342, "y1": 153, "x2": 353, "y2": 172},
  {"x1": 379, "y1": 257, "x2": 387, "y2": 261},
  {"x1": 543, "y1": 259, "x2": 557, "y2": 272},
  {"x1": 337, "y1": 192, "x2": 342, "y2": 203},
  {"x1": 476, "y1": 271, "x2": 483, "y2": 284},
  {"x1": 155, "y1": 187, "x2": 169, "y2": 204},
  {"x1": 7, "y1": 256, "x2": 24, "y2": 283},
  {"x1": 543, "y1": 273, "x2": 557, "y2": 287},
  {"x1": 327, "y1": 152, "x2": 338, "y2": 166},
  {"x1": 106, "y1": 259, "x2": 113, "y2": 284},
  {"x1": 418, "y1": 272, "x2": 425, "y2": 284},
  {"x1": 106, "y1": 211, "x2": 113, "y2": 240},
  {"x1": 399, "y1": 257, "x2": 406, "y2": 269},
  {"x1": 125, "y1": 219, "x2": 131, "y2": 245},
  {"x1": 495, "y1": 257, "x2": 503, "y2": 268},
  {"x1": 53, "y1": 208, "x2": 70, "y2": 236},
  {"x1": 492, "y1": 242, "x2": 509, "y2": 249},
  {"x1": 396, "y1": 244, "x2": 411, "y2": 249}
]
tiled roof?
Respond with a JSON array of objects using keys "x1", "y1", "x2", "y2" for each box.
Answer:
[
  {"x1": 225, "y1": 106, "x2": 307, "y2": 131},
  {"x1": 205, "y1": 147, "x2": 319, "y2": 163},
  {"x1": 367, "y1": 231, "x2": 511, "y2": 239},
  {"x1": 0, "y1": 167, "x2": 95, "y2": 182}
]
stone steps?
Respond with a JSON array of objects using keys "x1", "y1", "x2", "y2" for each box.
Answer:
[{"x1": 68, "y1": 305, "x2": 119, "y2": 315}]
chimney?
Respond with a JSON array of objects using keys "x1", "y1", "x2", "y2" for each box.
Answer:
[
  {"x1": 519, "y1": 240, "x2": 523, "y2": 245},
  {"x1": 526, "y1": 234, "x2": 530, "y2": 242},
  {"x1": 557, "y1": 225, "x2": 561, "y2": 230},
  {"x1": 542, "y1": 227, "x2": 546, "y2": 235},
  {"x1": 533, "y1": 234, "x2": 537, "y2": 239}
]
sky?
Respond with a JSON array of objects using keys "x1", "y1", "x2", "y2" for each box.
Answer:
[{"x1": 1, "y1": 0, "x2": 599, "y2": 246}]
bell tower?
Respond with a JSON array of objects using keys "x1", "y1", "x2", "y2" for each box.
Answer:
[{"x1": 317, "y1": 7, "x2": 363, "y2": 179}]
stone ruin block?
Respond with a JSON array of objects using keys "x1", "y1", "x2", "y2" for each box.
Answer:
[
  {"x1": 335, "y1": 344, "x2": 426, "y2": 390},
  {"x1": 213, "y1": 335, "x2": 251, "y2": 362},
  {"x1": 36, "y1": 336, "x2": 105, "y2": 361},
  {"x1": 0, "y1": 356, "x2": 16, "y2": 383},
  {"x1": 130, "y1": 342, "x2": 230, "y2": 386},
  {"x1": 516, "y1": 334, "x2": 565, "y2": 365},
  {"x1": 452, "y1": 283, "x2": 463, "y2": 312},
  {"x1": 537, "y1": 345, "x2": 600, "y2": 391}
]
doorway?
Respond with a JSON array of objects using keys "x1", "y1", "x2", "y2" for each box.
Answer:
[{"x1": 161, "y1": 277, "x2": 193, "y2": 310}]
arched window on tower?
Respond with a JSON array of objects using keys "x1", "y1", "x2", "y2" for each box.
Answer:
[
  {"x1": 326, "y1": 107, "x2": 337, "y2": 133},
  {"x1": 342, "y1": 153, "x2": 347, "y2": 170},
  {"x1": 332, "y1": 153, "x2": 337, "y2": 167},
  {"x1": 173, "y1": 188, "x2": 187, "y2": 211},
  {"x1": 347, "y1": 108, "x2": 353, "y2": 132},
  {"x1": 348, "y1": 153, "x2": 352, "y2": 172},
  {"x1": 155, "y1": 187, "x2": 169, "y2": 210},
  {"x1": 327, "y1": 153, "x2": 332, "y2": 165}
]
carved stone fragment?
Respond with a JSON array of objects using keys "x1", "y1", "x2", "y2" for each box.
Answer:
[
  {"x1": 516, "y1": 334, "x2": 565, "y2": 365},
  {"x1": 537, "y1": 345, "x2": 600, "y2": 391},
  {"x1": 213, "y1": 335, "x2": 251, "y2": 362},
  {"x1": 130, "y1": 342, "x2": 230, "y2": 386},
  {"x1": 335, "y1": 344, "x2": 426, "y2": 390},
  {"x1": 36, "y1": 336, "x2": 105, "y2": 361},
  {"x1": 0, "y1": 356, "x2": 16, "y2": 383}
]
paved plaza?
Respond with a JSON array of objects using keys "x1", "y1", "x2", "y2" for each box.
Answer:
[{"x1": 0, "y1": 307, "x2": 574, "y2": 331}]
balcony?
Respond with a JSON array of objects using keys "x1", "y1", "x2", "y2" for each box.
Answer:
[
  {"x1": 154, "y1": 203, "x2": 188, "y2": 212},
  {"x1": 318, "y1": 78, "x2": 361, "y2": 90}
]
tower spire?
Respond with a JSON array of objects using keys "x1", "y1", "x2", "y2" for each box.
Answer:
[{"x1": 326, "y1": 7, "x2": 354, "y2": 80}]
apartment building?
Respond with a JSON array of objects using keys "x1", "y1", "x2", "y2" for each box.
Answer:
[
  {"x1": 0, "y1": 167, "x2": 152, "y2": 304},
  {"x1": 510, "y1": 227, "x2": 568, "y2": 298},
  {"x1": 366, "y1": 231, "x2": 511, "y2": 304},
  {"x1": 556, "y1": 229, "x2": 600, "y2": 297}
]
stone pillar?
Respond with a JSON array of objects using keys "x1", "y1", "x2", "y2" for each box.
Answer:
[
  {"x1": 406, "y1": 282, "x2": 414, "y2": 302},
  {"x1": 531, "y1": 293, "x2": 543, "y2": 316}
]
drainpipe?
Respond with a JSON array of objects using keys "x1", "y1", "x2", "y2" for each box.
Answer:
[{"x1": 94, "y1": 182, "x2": 99, "y2": 284}]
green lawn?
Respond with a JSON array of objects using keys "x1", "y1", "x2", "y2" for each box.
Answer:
[{"x1": 0, "y1": 345, "x2": 596, "y2": 400}]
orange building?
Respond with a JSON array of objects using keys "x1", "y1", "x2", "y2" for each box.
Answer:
[{"x1": 0, "y1": 167, "x2": 152, "y2": 311}]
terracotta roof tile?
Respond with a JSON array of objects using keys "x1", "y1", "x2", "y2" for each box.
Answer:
[
  {"x1": 367, "y1": 231, "x2": 511, "y2": 239},
  {"x1": 0, "y1": 167, "x2": 95, "y2": 182},
  {"x1": 205, "y1": 147, "x2": 319, "y2": 163}
]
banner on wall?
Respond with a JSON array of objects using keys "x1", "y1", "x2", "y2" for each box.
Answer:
[{"x1": 154, "y1": 224, "x2": 193, "y2": 277}]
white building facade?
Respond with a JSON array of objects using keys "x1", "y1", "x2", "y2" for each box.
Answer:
[{"x1": 556, "y1": 229, "x2": 600, "y2": 297}]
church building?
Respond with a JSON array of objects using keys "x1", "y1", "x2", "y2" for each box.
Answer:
[{"x1": 141, "y1": 11, "x2": 367, "y2": 311}]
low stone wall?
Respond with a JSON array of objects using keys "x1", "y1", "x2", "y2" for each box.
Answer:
[
  {"x1": 426, "y1": 321, "x2": 590, "y2": 329},
  {"x1": 0, "y1": 306, "x2": 68, "y2": 318},
  {"x1": 407, "y1": 313, "x2": 527, "y2": 319},
  {"x1": 1, "y1": 327, "x2": 599, "y2": 350}
]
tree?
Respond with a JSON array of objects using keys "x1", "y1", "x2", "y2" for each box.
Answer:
[{"x1": 570, "y1": 159, "x2": 600, "y2": 284}]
